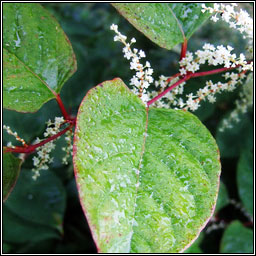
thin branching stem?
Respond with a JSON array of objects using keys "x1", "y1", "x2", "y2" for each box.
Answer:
[{"x1": 4, "y1": 123, "x2": 74, "y2": 154}]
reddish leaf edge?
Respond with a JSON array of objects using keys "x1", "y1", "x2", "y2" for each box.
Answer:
[
  {"x1": 72, "y1": 78, "x2": 127, "y2": 252},
  {"x1": 181, "y1": 172, "x2": 220, "y2": 252},
  {"x1": 72, "y1": 78, "x2": 221, "y2": 253}
]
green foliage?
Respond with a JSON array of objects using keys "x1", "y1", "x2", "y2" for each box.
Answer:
[
  {"x1": 112, "y1": 3, "x2": 212, "y2": 49},
  {"x1": 3, "y1": 169, "x2": 66, "y2": 244},
  {"x1": 73, "y1": 78, "x2": 221, "y2": 253},
  {"x1": 216, "y1": 113, "x2": 253, "y2": 158},
  {"x1": 5, "y1": 169, "x2": 66, "y2": 230},
  {"x1": 3, "y1": 152, "x2": 22, "y2": 202},
  {"x1": 2, "y1": 2, "x2": 253, "y2": 254},
  {"x1": 3, "y1": 206, "x2": 60, "y2": 244},
  {"x1": 184, "y1": 232, "x2": 204, "y2": 253},
  {"x1": 220, "y1": 221, "x2": 253, "y2": 253},
  {"x1": 3, "y1": 3, "x2": 76, "y2": 112},
  {"x1": 237, "y1": 150, "x2": 253, "y2": 216},
  {"x1": 242, "y1": 73, "x2": 253, "y2": 106}
]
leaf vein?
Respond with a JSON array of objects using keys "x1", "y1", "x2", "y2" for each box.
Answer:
[{"x1": 3, "y1": 48, "x2": 56, "y2": 97}]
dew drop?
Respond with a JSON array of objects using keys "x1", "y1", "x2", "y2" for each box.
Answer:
[{"x1": 14, "y1": 31, "x2": 21, "y2": 48}]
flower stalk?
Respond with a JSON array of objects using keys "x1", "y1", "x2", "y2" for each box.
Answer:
[
  {"x1": 4, "y1": 123, "x2": 73, "y2": 154},
  {"x1": 147, "y1": 62, "x2": 250, "y2": 107}
]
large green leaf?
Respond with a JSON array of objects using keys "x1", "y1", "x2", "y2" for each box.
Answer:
[
  {"x1": 237, "y1": 150, "x2": 253, "y2": 217},
  {"x1": 112, "y1": 3, "x2": 212, "y2": 50},
  {"x1": 5, "y1": 169, "x2": 66, "y2": 231},
  {"x1": 3, "y1": 152, "x2": 22, "y2": 202},
  {"x1": 73, "y1": 78, "x2": 221, "y2": 253},
  {"x1": 220, "y1": 221, "x2": 253, "y2": 253},
  {"x1": 3, "y1": 3, "x2": 76, "y2": 112}
]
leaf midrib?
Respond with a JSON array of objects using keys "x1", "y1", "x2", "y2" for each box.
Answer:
[
  {"x1": 129, "y1": 107, "x2": 149, "y2": 252},
  {"x1": 167, "y1": 4, "x2": 185, "y2": 40}
]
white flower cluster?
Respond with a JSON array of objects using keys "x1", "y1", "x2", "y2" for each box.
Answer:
[
  {"x1": 32, "y1": 117, "x2": 65, "y2": 180},
  {"x1": 149, "y1": 68, "x2": 246, "y2": 112},
  {"x1": 44, "y1": 117, "x2": 65, "y2": 137},
  {"x1": 179, "y1": 51, "x2": 200, "y2": 74},
  {"x1": 202, "y1": 3, "x2": 253, "y2": 40},
  {"x1": 181, "y1": 71, "x2": 245, "y2": 112},
  {"x1": 180, "y1": 44, "x2": 253, "y2": 76},
  {"x1": 32, "y1": 138, "x2": 55, "y2": 180},
  {"x1": 4, "y1": 125, "x2": 27, "y2": 147},
  {"x1": 110, "y1": 17, "x2": 252, "y2": 116},
  {"x1": 62, "y1": 129, "x2": 73, "y2": 165},
  {"x1": 219, "y1": 73, "x2": 252, "y2": 132},
  {"x1": 110, "y1": 24, "x2": 154, "y2": 105}
]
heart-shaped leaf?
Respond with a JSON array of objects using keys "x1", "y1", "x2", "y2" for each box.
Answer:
[
  {"x1": 3, "y1": 152, "x2": 22, "y2": 202},
  {"x1": 73, "y1": 78, "x2": 221, "y2": 253},
  {"x1": 3, "y1": 3, "x2": 76, "y2": 112},
  {"x1": 112, "y1": 3, "x2": 212, "y2": 50}
]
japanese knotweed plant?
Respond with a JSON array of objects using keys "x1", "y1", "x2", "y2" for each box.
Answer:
[{"x1": 3, "y1": 3, "x2": 253, "y2": 253}]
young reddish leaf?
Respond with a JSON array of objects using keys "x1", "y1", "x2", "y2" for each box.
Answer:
[
  {"x1": 112, "y1": 3, "x2": 212, "y2": 50},
  {"x1": 3, "y1": 3, "x2": 76, "y2": 112},
  {"x1": 3, "y1": 152, "x2": 22, "y2": 202},
  {"x1": 73, "y1": 78, "x2": 221, "y2": 253}
]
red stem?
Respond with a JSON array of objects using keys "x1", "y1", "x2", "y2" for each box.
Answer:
[
  {"x1": 180, "y1": 39, "x2": 187, "y2": 60},
  {"x1": 4, "y1": 124, "x2": 73, "y2": 154},
  {"x1": 166, "y1": 73, "x2": 181, "y2": 84},
  {"x1": 55, "y1": 94, "x2": 70, "y2": 120},
  {"x1": 190, "y1": 66, "x2": 239, "y2": 78},
  {"x1": 147, "y1": 76, "x2": 190, "y2": 106},
  {"x1": 147, "y1": 62, "x2": 250, "y2": 106}
]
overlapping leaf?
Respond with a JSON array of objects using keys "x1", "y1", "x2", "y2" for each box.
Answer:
[
  {"x1": 112, "y1": 3, "x2": 212, "y2": 50},
  {"x1": 3, "y1": 3, "x2": 76, "y2": 112},
  {"x1": 3, "y1": 152, "x2": 22, "y2": 202},
  {"x1": 73, "y1": 78, "x2": 221, "y2": 253}
]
